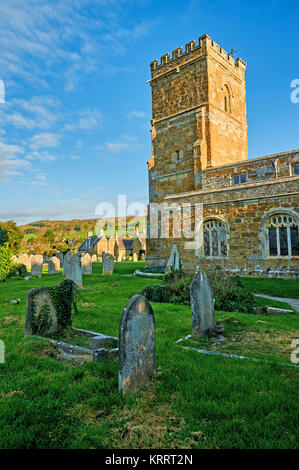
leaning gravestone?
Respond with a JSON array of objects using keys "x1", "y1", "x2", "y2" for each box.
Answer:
[
  {"x1": 166, "y1": 244, "x2": 181, "y2": 273},
  {"x1": 65, "y1": 253, "x2": 82, "y2": 287},
  {"x1": 81, "y1": 253, "x2": 92, "y2": 274},
  {"x1": 102, "y1": 253, "x2": 114, "y2": 276},
  {"x1": 48, "y1": 256, "x2": 60, "y2": 274},
  {"x1": 119, "y1": 294, "x2": 155, "y2": 394},
  {"x1": 189, "y1": 266, "x2": 215, "y2": 336},
  {"x1": 25, "y1": 287, "x2": 59, "y2": 337},
  {"x1": 31, "y1": 255, "x2": 43, "y2": 278}
]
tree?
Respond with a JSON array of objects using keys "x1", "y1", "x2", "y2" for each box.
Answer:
[
  {"x1": 0, "y1": 243, "x2": 13, "y2": 281},
  {"x1": 0, "y1": 227, "x2": 8, "y2": 246},
  {"x1": 43, "y1": 230, "x2": 55, "y2": 243},
  {"x1": 0, "y1": 221, "x2": 23, "y2": 254}
]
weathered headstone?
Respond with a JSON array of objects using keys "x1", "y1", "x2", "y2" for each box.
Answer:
[
  {"x1": 101, "y1": 251, "x2": 106, "y2": 263},
  {"x1": 31, "y1": 255, "x2": 43, "y2": 278},
  {"x1": 81, "y1": 253, "x2": 92, "y2": 274},
  {"x1": 189, "y1": 266, "x2": 215, "y2": 336},
  {"x1": 119, "y1": 294, "x2": 155, "y2": 394},
  {"x1": 65, "y1": 253, "x2": 82, "y2": 287},
  {"x1": 91, "y1": 254, "x2": 97, "y2": 262},
  {"x1": 102, "y1": 253, "x2": 114, "y2": 276},
  {"x1": 12, "y1": 255, "x2": 19, "y2": 264},
  {"x1": 55, "y1": 252, "x2": 64, "y2": 265},
  {"x1": 25, "y1": 287, "x2": 59, "y2": 337},
  {"x1": 19, "y1": 253, "x2": 32, "y2": 271},
  {"x1": 166, "y1": 244, "x2": 181, "y2": 273},
  {"x1": 63, "y1": 251, "x2": 72, "y2": 275},
  {"x1": 133, "y1": 252, "x2": 138, "y2": 262},
  {"x1": 48, "y1": 256, "x2": 60, "y2": 274}
]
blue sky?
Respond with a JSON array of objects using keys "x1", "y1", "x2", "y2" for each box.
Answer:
[{"x1": 0, "y1": 0, "x2": 298, "y2": 225}]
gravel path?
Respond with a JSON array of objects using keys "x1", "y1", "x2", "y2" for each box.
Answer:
[{"x1": 255, "y1": 294, "x2": 299, "y2": 312}]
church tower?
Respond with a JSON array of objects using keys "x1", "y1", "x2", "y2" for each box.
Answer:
[{"x1": 148, "y1": 34, "x2": 248, "y2": 201}]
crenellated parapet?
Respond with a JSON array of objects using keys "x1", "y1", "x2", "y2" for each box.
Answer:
[{"x1": 150, "y1": 34, "x2": 247, "y2": 80}]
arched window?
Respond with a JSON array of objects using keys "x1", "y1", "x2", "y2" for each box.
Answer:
[
  {"x1": 224, "y1": 84, "x2": 231, "y2": 113},
  {"x1": 203, "y1": 219, "x2": 228, "y2": 257},
  {"x1": 265, "y1": 213, "x2": 299, "y2": 256}
]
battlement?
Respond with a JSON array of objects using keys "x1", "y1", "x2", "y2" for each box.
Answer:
[{"x1": 150, "y1": 34, "x2": 246, "y2": 78}]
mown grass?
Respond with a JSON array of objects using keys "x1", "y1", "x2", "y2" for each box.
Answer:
[
  {"x1": 241, "y1": 277, "x2": 299, "y2": 300},
  {"x1": 0, "y1": 262, "x2": 298, "y2": 449}
]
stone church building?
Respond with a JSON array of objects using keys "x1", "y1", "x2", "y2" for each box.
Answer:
[{"x1": 146, "y1": 34, "x2": 299, "y2": 278}]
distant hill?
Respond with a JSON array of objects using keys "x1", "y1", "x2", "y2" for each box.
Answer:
[{"x1": 21, "y1": 216, "x2": 146, "y2": 241}]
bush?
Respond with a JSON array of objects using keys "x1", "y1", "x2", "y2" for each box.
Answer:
[
  {"x1": 9, "y1": 263, "x2": 27, "y2": 278},
  {"x1": 0, "y1": 243, "x2": 13, "y2": 282},
  {"x1": 141, "y1": 267, "x2": 258, "y2": 314}
]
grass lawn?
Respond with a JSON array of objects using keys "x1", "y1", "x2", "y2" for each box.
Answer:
[
  {"x1": 0, "y1": 262, "x2": 298, "y2": 449},
  {"x1": 241, "y1": 277, "x2": 299, "y2": 300}
]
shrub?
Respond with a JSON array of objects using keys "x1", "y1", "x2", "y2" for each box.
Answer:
[
  {"x1": 141, "y1": 267, "x2": 258, "y2": 313},
  {"x1": 9, "y1": 263, "x2": 28, "y2": 278},
  {"x1": 0, "y1": 243, "x2": 13, "y2": 282}
]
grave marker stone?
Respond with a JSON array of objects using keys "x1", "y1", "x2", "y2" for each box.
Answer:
[
  {"x1": 48, "y1": 256, "x2": 60, "y2": 274},
  {"x1": 119, "y1": 294, "x2": 155, "y2": 394},
  {"x1": 166, "y1": 244, "x2": 181, "y2": 273},
  {"x1": 189, "y1": 266, "x2": 215, "y2": 336},
  {"x1": 102, "y1": 253, "x2": 114, "y2": 276},
  {"x1": 82, "y1": 253, "x2": 92, "y2": 274},
  {"x1": 64, "y1": 253, "x2": 82, "y2": 287},
  {"x1": 25, "y1": 287, "x2": 59, "y2": 337},
  {"x1": 31, "y1": 255, "x2": 43, "y2": 278}
]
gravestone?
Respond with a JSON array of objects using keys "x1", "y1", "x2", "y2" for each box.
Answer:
[
  {"x1": 81, "y1": 253, "x2": 92, "y2": 274},
  {"x1": 119, "y1": 294, "x2": 155, "y2": 394},
  {"x1": 63, "y1": 251, "x2": 72, "y2": 275},
  {"x1": 189, "y1": 266, "x2": 215, "y2": 336},
  {"x1": 48, "y1": 256, "x2": 60, "y2": 274},
  {"x1": 55, "y1": 252, "x2": 64, "y2": 265},
  {"x1": 19, "y1": 253, "x2": 31, "y2": 271},
  {"x1": 64, "y1": 253, "x2": 82, "y2": 287},
  {"x1": 91, "y1": 254, "x2": 97, "y2": 262},
  {"x1": 101, "y1": 251, "x2": 106, "y2": 263},
  {"x1": 31, "y1": 255, "x2": 43, "y2": 278},
  {"x1": 166, "y1": 244, "x2": 181, "y2": 273},
  {"x1": 25, "y1": 287, "x2": 59, "y2": 337},
  {"x1": 12, "y1": 255, "x2": 18, "y2": 264},
  {"x1": 133, "y1": 252, "x2": 138, "y2": 262},
  {"x1": 102, "y1": 253, "x2": 114, "y2": 276}
]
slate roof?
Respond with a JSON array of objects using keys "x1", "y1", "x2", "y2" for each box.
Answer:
[
  {"x1": 117, "y1": 239, "x2": 133, "y2": 250},
  {"x1": 78, "y1": 236, "x2": 102, "y2": 251}
]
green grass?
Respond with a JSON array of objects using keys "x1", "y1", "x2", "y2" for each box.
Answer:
[
  {"x1": 241, "y1": 277, "x2": 299, "y2": 299},
  {"x1": 0, "y1": 264, "x2": 298, "y2": 449},
  {"x1": 23, "y1": 233, "x2": 38, "y2": 241}
]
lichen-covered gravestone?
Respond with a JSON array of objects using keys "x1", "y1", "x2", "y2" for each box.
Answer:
[
  {"x1": 102, "y1": 253, "x2": 114, "y2": 276},
  {"x1": 166, "y1": 244, "x2": 181, "y2": 273},
  {"x1": 25, "y1": 287, "x2": 59, "y2": 337},
  {"x1": 119, "y1": 294, "x2": 155, "y2": 394},
  {"x1": 82, "y1": 253, "x2": 92, "y2": 274},
  {"x1": 65, "y1": 253, "x2": 82, "y2": 287},
  {"x1": 189, "y1": 266, "x2": 215, "y2": 336},
  {"x1": 48, "y1": 256, "x2": 60, "y2": 274},
  {"x1": 31, "y1": 255, "x2": 43, "y2": 278}
]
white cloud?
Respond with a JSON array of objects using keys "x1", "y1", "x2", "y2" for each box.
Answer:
[
  {"x1": 70, "y1": 155, "x2": 80, "y2": 160},
  {"x1": 0, "y1": 139, "x2": 30, "y2": 182},
  {"x1": 105, "y1": 135, "x2": 142, "y2": 153},
  {"x1": 64, "y1": 110, "x2": 103, "y2": 132},
  {"x1": 30, "y1": 132, "x2": 60, "y2": 150},
  {"x1": 128, "y1": 110, "x2": 147, "y2": 119}
]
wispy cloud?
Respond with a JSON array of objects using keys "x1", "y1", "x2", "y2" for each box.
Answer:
[
  {"x1": 128, "y1": 110, "x2": 147, "y2": 119},
  {"x1": 104, "y1": 135, "x2": 143, "y2": 154},
  {"x1": 30, "y1": 132, "x2": 60, "y2": 150},
  {"x1": 64, "y1": 110, "x2": 103, "y2": 132},
  {"x1": 0, "y1": 139, "x2": 30, "y2": 182}
]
